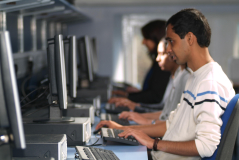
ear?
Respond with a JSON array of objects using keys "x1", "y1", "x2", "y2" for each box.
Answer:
[{"x1": 186, "y1": 32, "x2": 195, "y2": 46}]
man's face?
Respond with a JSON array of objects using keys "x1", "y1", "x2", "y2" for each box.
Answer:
[
  {"x1": 165, "y1": 24, "x2": 189, "y2": 65},
  {"x1": 142, "y1": 38, "x2": 156, "y2": 52},
  {"x1": 156, "y1": 40, "x2": 177, "y2": 72}
]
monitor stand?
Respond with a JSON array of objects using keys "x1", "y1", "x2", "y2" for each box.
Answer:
[{"x1": 33, "y1": 105, "x2": 74, "y2": 123}]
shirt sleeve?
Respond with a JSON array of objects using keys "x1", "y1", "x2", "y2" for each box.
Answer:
[{"x1": 194, "y1": 80, "x2": 230, "y2": 157}]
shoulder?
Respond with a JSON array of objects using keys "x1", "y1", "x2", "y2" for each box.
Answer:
[{"x1": 199, "y1": 63, "x2": 233, "y2": 89}]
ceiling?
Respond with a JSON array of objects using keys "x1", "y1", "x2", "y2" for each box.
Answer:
[{"x1": 74, "y1": 0, "x2": 239, "y2": 6}]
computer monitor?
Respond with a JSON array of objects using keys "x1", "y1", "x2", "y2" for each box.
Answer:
[
  {"x1": 63, "y1": 35, "x2": 77, "y2": 99},
  {"x1": 47, "y1": 34, "x2": 68, "y2": 110},
  {"x1": 0, "y1": 31, "x2": 26, "y2": 149},
  {"x1": 91, "y1": 37, "x2": 98, "y2": 74},
  {"x1": 39, "y1": 34, "x2": 73, "y2": 122},
  {"x1": 77, "y1": 36, "x2": 94, "y2": 82}
]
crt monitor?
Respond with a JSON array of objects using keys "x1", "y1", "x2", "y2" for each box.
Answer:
[
  {"x1": 77, "y1": 36, "x2": 94, "y2": 82},
  {"x1": 0, "y1": 31, "x2": 26, "y2": 149},
  {"x1": 63, "y1": 35, "x2": 77, "y2": 99}
]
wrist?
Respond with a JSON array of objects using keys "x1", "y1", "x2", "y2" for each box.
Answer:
[
  {"x1": 148, "y1": 138, "x2": 155, "y2": 149},
  {"x1": 117, "y1": 126, "x2": 127, "y2": 130},
  {"x1": 153, "y1": 138, "x2": 161, "y2": 151}
]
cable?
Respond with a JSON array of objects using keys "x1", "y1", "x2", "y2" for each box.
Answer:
[
  {"x1": 21, "y1": 59, "x2": 34, "y2": 102},
  {"x1": 23, "y1": 103, "x2": 52, "y2": 117},
  {"x1": 21, "y1": 87, "x2": 49, "y2": 108},
  {"x1": 22, "y1": 100, "x2": 48, "y2": 109},
  {"x1": 21, "y1": 75, "x2": 32, "y2": 102},
  {"x1": 84, "y1": 134, "x2": 102, "y2": 147},
  {"x1": 20, "y1": 86, "x2": 47, "y2": 103}
]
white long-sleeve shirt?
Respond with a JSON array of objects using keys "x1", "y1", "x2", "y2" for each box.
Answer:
[{"x1": 151, "y1": 62, "x2": 235, "y2": 160}]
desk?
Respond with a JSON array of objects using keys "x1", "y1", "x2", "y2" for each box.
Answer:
[{"x1": 66, "y1": 116, "x2": 148, "y2": 160}]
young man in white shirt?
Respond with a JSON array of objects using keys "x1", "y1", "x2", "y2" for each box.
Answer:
[{"x1": 96, "y1": 8, "x2": 235, "y2": 160}]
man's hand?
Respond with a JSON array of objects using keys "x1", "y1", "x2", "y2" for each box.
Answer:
[
  {"x1": 108, "y1": 97, "x2": 123, "y2": 104},
  {"x1": 112, "y1": 90, "x2": 128, "y2": 97},
  {"x1": 95, "y1": 120, "x2": 123, "y2": 130},
  {"x1": 119, "y1": 111, "x2": 152, "y2": 125},
  {"x1": 115, "y1": 98, "x2": 138, "y2": 110},
  {"x1": 126, "y1": 86, "x2": 140, "y2": 93},
  {"x1": 109, "y1": 98, "x2": 139, "y2": 110},
  {"x1": 118, "y1": 128, "x2": 154, "y2": 149}
]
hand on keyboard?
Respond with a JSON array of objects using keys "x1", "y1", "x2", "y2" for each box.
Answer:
[
  {"x1": 118, "y1": 128, "x2": 155, "y2": 149},
  {"x1": 95, "y1": 120, "x2": 123, "y2": 131},
  {"x1": 108, "y1": 97, "x2": 139, "y2": 111},
  {"x1": 119, "y1": 111, "x2": 152, "y2": 125},
  {"x1": 101, "y1": 128, "x2": 139, "y2": 145}
]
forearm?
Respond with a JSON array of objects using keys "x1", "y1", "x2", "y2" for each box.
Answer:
[
  {"x1": 141, "y1": 111, "x2": 162, "y2": 119},
  {"x1": 157, "y1": 140, "x2": 199, "y2": 156},
  {"x1": 155, "y1": 120, "x2": 165, "y2": 124},
  {"x1": 126, "y1": 123, "x2": 166, "y2": 137}
]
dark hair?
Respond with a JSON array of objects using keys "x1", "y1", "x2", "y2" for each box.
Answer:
[
  {"x1": 166, "y1": 8, "x2": 211, "y2": 47},
  {"x1": 141, "y1": 20, "x2": 166, "y2": 60}
]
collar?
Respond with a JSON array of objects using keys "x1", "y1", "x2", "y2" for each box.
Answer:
[{"x1": 190, "y1": 62, "x2": 217, "y2": 77}]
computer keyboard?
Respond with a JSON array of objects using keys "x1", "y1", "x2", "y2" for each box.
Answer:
[
  {"x1": 101, "y1": 113, "x2": 130, "y2": 125},
  {"x1": 101, "y1": 128, "x2": 139, "y2": 146},
  {"x1": 104, "y1": 103, "x2": 130, "y2": 114},
  {"x1": 75, "y1": 146, "x2": 120, "y2": 160}
]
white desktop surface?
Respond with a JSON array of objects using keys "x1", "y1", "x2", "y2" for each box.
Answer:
[{"x1": 66, "y1": 115, "x2": 148, "y2": 160}]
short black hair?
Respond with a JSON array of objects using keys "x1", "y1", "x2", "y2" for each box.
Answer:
[
  {"x1": 166, "y1": 8, "x2": 211, "y2": 47},
  {"x1": 141, "y1": 20, "x2": 166, "y2": 59}
]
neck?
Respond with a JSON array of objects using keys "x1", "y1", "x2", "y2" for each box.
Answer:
[
  {"x1": 180, "y1": 64, "x2": 186, "y2": 70},
  {"x1": 187, "y1": 47, "x2": 214, "y2": 72}
]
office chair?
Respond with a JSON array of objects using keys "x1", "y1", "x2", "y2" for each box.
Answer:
[{"x1": 202, "y1": 94, "x2": 239, "y2": 160}]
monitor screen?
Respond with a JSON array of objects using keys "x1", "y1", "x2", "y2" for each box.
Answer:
[
  {"x1": 0, "y1": 31, "x2": 26, "y2": 149},
  {"x1": 77, "y1": 36, "x2": 94, "y2": 82}
]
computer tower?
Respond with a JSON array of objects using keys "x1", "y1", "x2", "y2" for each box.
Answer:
[
  {"x1": 12, "y1": 134, "x2": 67, "y2": 160},
  {"x1": 23, "y1": 117, "x2": 91, "y2": 146}
]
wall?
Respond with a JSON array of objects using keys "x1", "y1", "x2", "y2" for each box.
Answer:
[{"x1": 68, "y1": 4, "x2": 239, "y2": 80}]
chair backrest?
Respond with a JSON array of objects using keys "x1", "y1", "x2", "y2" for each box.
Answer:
[{"x1": 202, "y1": 94, "x2": 239, "y2": 160}]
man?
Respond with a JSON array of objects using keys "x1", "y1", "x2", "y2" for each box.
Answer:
[{"x1": 96, "y1": 8, "x2": 235, "y2": 160}]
